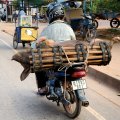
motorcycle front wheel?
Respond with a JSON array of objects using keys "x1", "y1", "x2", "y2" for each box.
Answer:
[
  {"x1": 92, "y1": 19, "x2": 98, "y2": 29},
  {"x1": 13, "y1": 33, "x2": 18, "y2": 49},
  {"x1": 110, "y1": 18, "x2": 119, "y2": 28},
  {"x1": 86, "y1": 28, "x2": 96, "y2": 42},
  {"x1": 63, "y1": 91, "x2": 82, "y2": 118}
]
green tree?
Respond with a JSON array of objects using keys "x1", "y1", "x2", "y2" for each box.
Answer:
[
  {"x1": 92, "y1": 0, "x2": 120, "y2": 13},
  {"x1": 12, "y1": 0, "x2": 54, "y2": 9}
]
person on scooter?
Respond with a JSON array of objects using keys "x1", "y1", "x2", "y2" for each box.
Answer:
[{"x1": 33, "y1": 2, "x2": 76, "y2": 95}]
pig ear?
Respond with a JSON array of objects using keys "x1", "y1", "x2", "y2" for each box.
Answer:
[{"x1": 20, "y1": 67, "x2": 31, "y2": 81}]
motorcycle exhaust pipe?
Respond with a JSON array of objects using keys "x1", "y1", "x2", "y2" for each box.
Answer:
[
  {"x1": 75, "y1": 90, "x2": 89, "y2": 107},
  {"x1": 82, "y1": 101, "x2": 89, "y2": 107}
]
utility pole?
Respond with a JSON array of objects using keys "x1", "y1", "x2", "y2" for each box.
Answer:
[
  {"x1": 6, "y1": 0, "x2": 8, "y2": 22},
  {"x1": 20, "y1": 0, "x2": 24, "y2": 10},
  {"x1": 90, "y1": 0, "x2": 93, "y2": 14},
  {"x1": 22, "y1": 0, "x2": 24, "y2": 9},
  {"x1": 83, "y1": 0, "x2": 86, "y2": 14},
  {"x1": 28, "y1": 0, "x2": 30, "y2": 15}
]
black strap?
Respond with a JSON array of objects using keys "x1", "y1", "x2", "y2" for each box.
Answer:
[
  {"x1": 75, "y1": 44, "x2": 87, "y2": 62},
  {"x1": 99, "y1": 42, "x2": 111, "y2": 65},
  {"x1": 38, "y1": 48, "x2": 42, "y2": 69},
  {"x1": 52, "y1": 46, "x2": 63, "y2": 66}
]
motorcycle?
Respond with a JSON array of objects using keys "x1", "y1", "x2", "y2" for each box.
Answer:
[
  {"x1": 79, "y1": 14, "x2": 97, "y2": 42},
  {"x1": 25, "y1": 29, "x2": 89, "y2": 118},
  {"x1": 44, "y1": 62, "x2": 89, "y2": 118}
]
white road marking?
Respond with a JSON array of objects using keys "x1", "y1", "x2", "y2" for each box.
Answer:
[
  {"x1": 86, "y1": 106, "x2": 106, "y2": 120},
  {"x1": 0, "y1": 38, "x2": 18, "y2": 53},
  {"x1": 0, "y1": 38, "x2": 107, "y2": 120}
]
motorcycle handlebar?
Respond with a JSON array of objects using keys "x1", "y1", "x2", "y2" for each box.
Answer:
[{"x1": 82, "y1": 14, "x2": 93, "y2": 20}]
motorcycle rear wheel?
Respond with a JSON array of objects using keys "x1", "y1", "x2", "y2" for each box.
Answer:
[
  {"x1": 13, "y1": 33, "x2": 18, "y2": 49},
  {"x1": 63, "y1": 91, "x2": 82, "y2": 118}
]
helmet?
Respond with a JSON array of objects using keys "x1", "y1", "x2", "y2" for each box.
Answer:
[{"x1": 46, "y1": 2, "x2": 64, "y2": 23}]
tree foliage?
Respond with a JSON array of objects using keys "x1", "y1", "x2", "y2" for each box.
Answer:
[
  {"x1": 12, "y1": 0, "x2": 54, "y2": 9},
  {"x1": 92, "y1": 0, "x2": 120, "y2": 13},
  {"x1": 11, "y1": 0, "x2": 120, "y2": 13}
]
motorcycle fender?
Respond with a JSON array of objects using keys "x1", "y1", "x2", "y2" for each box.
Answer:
[{"x1": 75, "y1": 89, "x2": 87, "y2": 102}]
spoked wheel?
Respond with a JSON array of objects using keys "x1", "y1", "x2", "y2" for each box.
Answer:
[
  {"x1": 110, "y1": 18, "x2": 119, "y2": 28},
  {"x1": 13, "y1": 33, "x2": 18, "y2": 49},
  {"x1": 63, "y1": 91, "x2": 82, "y2": 118},
  {"x1": 92, "y1": 19, "x2": 98, "y2": 29},
  {"x1": 85, "y1": 28, "x2": 96, "y2": 42}
]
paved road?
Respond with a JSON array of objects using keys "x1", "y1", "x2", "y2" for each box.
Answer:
[
  {"x1": 97, "y1": 20, "x2": 110, "y2": 29},
  {"x1": 0, "y1": 31, "x2": 120, "y2": 120}
]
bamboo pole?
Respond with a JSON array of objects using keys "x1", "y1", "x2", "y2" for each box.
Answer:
[
  {"x1": 31, "y1": 60, "x2": 108, "y2": 69},
  {"x1": 30, "y1": 54, "x2": 108, "y2": 64},
  {"x1": 29, "y1": 50, "x2": 107, "y2": 59},
  {"x1": 27, "y1": 45, "x2": 101, "y2": 53},
  {"x1": 28, "y1": 43, "x2": 111, "y2": 69}
]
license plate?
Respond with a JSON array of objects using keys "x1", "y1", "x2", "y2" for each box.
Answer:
[{"x1": 71, "y1": 79, "x2": 87, "y2": 90}]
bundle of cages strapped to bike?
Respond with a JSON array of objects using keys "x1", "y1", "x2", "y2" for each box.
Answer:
[{"x1": 28, "y1": 42, "x2": 111, "y2": 72}]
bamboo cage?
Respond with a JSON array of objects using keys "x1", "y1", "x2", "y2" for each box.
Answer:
[{"x1": 28, "y1": 42, "x2": 111, "y2": 72}]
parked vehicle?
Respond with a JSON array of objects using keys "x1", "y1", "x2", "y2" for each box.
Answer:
[
  {"x1": 63, "y1": 0, "x2": 97, "y2": 43},
  {"x1": 80, "y1": 14, "x2": 97, "y2": 42},
  {"x1": 70, "y1": 14, "x2": 97, "y2": 42}
]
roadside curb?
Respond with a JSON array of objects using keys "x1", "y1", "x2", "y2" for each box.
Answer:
[{"x1": 88, "y1": 67, "x2": 120, "y2": 92}]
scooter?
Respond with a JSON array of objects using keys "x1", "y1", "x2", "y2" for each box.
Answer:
[{"x1": 78, "y1": 14, "x2": 97, "y2": 42}]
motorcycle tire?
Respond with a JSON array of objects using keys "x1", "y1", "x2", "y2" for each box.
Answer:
[
  {"x1": 1, "y1": 14, "x2": 6, "y2": 21},
  {"x1": 13, "y1": 33, "x2": 18, "y2": 49},
  {"x1": 92, "y1": 19, "x2": 98, "y2": 29},
  {"x1": 85, "y1": 28, "x2": 96, "y2": 42},
  {"x1": 63, "y1": 91, "x2": 82, "y2": 118},
  {"x1": 110, "y1": 18, "x2": 119, "y2": 28}
]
